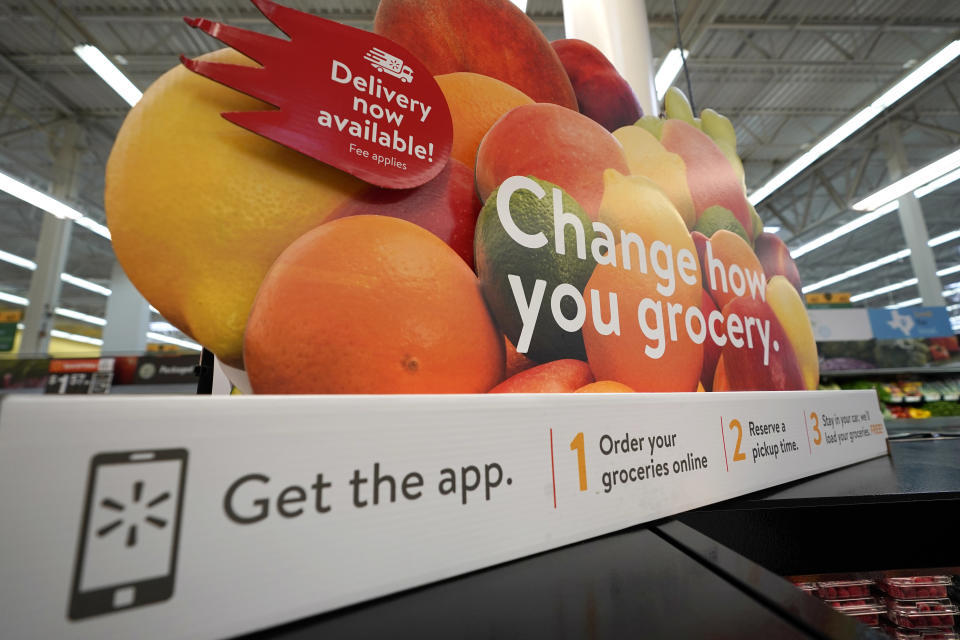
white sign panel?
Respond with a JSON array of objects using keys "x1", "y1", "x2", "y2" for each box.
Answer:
[
  {"x1": 808, "y1": 308, "x2": 873, "y2": 342},
  {"x1": 0, "y1": 391, "x2": 886, "y2": 639}
]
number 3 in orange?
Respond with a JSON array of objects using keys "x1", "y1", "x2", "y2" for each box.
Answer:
[
  {"x1": 570, "y1": 432, "x2": 587, "y2": 491},
  {"x1": 811, "y1": 412, "x2": 822, "y2": 445},
  {"x1": 729, "y1": 419, "x2": 746, "y2": 462}
]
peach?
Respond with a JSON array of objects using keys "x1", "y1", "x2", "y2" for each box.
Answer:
[
  {"x1": 551, "y1": 39, "x2": 642, "y2": 132},
  {"x1": 660, "y1": 119, "x2": 752, "y2": 234},
  {"x1": 329, "y1": 158, "x2": 481, "y2": 268},
  {"x1": 504, "y1": 336, "x2": 537, "y2": 378},
  {"x1": 574, "y1": 381, "x2": 634, "y2": 393},
  {"x1": 700, "y1": 288, "x2": 721, "y2": 391},
  {"x1": 755, "y1": 232, "x2": 802, "y2": 294},
  {"x1": 766, "y1": 276, "x2": 819, "y2": 390},
  {"x1": 720, "y1": 296, "x2": 805, "y2": 391},
  {"x1": 613, "y1": 125, "x2": 695, "y2": 229},
  {"x1": 475, "y1": 103, "x2": 629, "y2": 218},
  {"x1": 489, "y1": 359, "x2": 594, "y2": 393},
  {"x1": 373, "y1": 0, "x2": 576, "y2": 109},
  {"x1": 700, "y1": 230, "x2": 765, "y2": 310}
]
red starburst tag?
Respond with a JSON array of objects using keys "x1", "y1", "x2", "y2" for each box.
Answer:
[{"x1": 181, "y1": 0, "x2": 452, "y2": 189}]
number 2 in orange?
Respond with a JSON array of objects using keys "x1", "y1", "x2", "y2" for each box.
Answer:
[
  {"x1": 811, "y1": 412, "x2": 822, "y2": 445},
  {"x1": 729, "y1": 419, "x2": 746, "y2": 462},
  {"x1": 570, "y1": 432, "x2": 587, "y2": 491}
]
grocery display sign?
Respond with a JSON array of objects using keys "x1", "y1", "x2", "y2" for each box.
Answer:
[
  {"x1": 0, "y1": 390, "x2": 886, "y2": 638},
  {"x1": 181, "y1": 0, "x2": 452, "y2": 188},
  {"x1": 108, "y1": 0, "x2": 820, "y2": 396},
  {"x1": 868, "y1": 307, "x2": 954, "y2": 340}
]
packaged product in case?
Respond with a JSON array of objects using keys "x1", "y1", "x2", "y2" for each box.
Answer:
[
  {"x1": 880, "y1": 621, "x2": 960, "y2": 640},
  {"x1": 884, "y1": 598, "x2": 959, "y2": 629},
  {"x1": 815, "y1": 579, "x2": 874, "y2": 599},
  {"x1": 790, "y1": 580, "x2": 819, "y2": 593},
  {"x1": 879, "y1": 576, "x2": 952, "y2": 600},
  {"x1": 825, "y1": 598, "x2": 884, "y2": 626}
]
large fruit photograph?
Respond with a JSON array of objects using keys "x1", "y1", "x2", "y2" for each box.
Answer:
[{"x1": 105, "y1": 0, "x2": 818, "y2": 394}]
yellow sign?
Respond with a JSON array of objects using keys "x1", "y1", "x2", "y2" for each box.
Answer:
[
  {"x1": 0, "y1": 310, "x2": 23, "y2": 323},
  {"x1": 805, "y1": 292, "x2": 851, "y2": 305},
  {"x1": 147, "y1": 343, "x2": 180, "y2": 353}
]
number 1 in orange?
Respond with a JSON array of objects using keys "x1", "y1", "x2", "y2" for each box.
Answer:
[{"x1": 570, "y1": 432, "x2": 587, "y2": 491}]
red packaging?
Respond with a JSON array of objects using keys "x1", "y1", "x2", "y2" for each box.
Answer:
[
  {"x1": 880, "y1": 621, "x2": 960, "y2": 640},
  {"x1": 825, "y1": 598, "x2": 884, "y2": 626},
  {"x1": 790, "y1": 580, "x2": 818, "y2": 593},
  {"x1": 884, "y1": 598, "x2": 959, "y2": 629},
  {"x1": 815, "y1": 579, "x2": 874, "y2": 599},
  {"x1": 879, "y1": 576, "x2": 952, "y2": 600}
]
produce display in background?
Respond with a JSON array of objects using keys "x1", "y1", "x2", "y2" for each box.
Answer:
[
  {"x1": 821, "y1": 376, "x2": 960, "y2": 420},
  {"x1": 105, "y1": 0, "x2": 818, "y2": 395},
  {"x1": 819, "y1": 336, "x2": 960, "y2": 371}
]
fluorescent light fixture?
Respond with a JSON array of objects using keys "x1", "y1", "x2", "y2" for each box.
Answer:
[
  {"x1": 803, "y1": 228, "x2": 960, "y2": 293},
  {"x1": 146, "y1": 331, "x2": 202, "y2": 351},
  {"x1": 60, "y1": 273, "x2": 112, "y2": 296},
  {"x1": 0, "y1": 169, "x2": 111, "y2": 240},
  {"x1": 763, "y1": 226, "x2": 781, "y2": 234},
  {"x1": 508, "y1": 0, "x2": 527, "y2": 11},
  {"x1": 54, "y1": 307, "x2": 107, "y2": 326},
  {"x1": 802, "y1": 248, "x2": 910, "y2": 293},
  {"x1": 852, "y1": 148, "x2": 960, "y2": 212},
  {"x1": 149, "y1": 321, "x2": 178, "y2": 333},
  {"x1": 655, "y1": 49, "x2": 688, "y2": 102},
  {"x1": 851, "y1": 266, "x2": 959, "y2": 303},
  {"x1": 885, "y1": 297, "x2": 922, "y2": 309},
  {"x1": 0, "y1": 248, "x2": 113, "y2": 295},
  {"x1": 791, "y1": 162, "x2": 960, "y2": 260},
  {"x1": 914, "y1": 166, "x2": 960, "y2": 197},
  {"x1": 0, "y1": 249, "x2": 36, "y2": 270},
  {"x1": 791, "y1": 201, "x2": 898, "y2": 259},
  {"x1": 850, "y1": 277, "x2": 918, "y2": 302},
  {"x1": 73, "y1": 44, "x2": 142, "y2": 107},
  {"x1": 0, "y1": 291, "x2": 28, "y2": 306},
  {"x1": 50, "y1": 329, "x2": 103, "y2": 346},
  {"x1": 749, "y1": 39, "x2": 960, "y2": 206}
]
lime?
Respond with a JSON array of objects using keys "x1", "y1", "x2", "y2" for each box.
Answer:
[
  {"x1": 694, "y1": 205, "x2": 750, "y2": 243},
  {"x1": 475, "y1": 177, "x2": 596, "y2": 362}
]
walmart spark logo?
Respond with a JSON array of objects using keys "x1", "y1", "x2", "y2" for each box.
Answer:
[{"x1": 97, "y1": 480, "x2": 170, "y2": 547}]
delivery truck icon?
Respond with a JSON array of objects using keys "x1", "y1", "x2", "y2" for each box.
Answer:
[{"x1": 363, "y1": 47, "x2": 414, "y2": 83}]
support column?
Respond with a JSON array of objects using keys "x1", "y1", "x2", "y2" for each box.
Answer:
[
  {"x1": 561, "y1": 0, "x2": 657, "y2": 116},
  {"x1": 881, "y1": 123, "x2": 945, "y2": 307},
  {"x1": 100, "y1": 261, "x2": 150, "y2": 353},
  {"x1": 19, "y1": 122, "x2": 81, "y2": 356}
]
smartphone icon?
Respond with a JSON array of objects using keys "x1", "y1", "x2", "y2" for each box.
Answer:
[{"x1": 68, "y1": 449, "x2": 188, "y2": 620}]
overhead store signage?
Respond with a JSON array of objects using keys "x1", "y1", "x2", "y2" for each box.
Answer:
[
  {"x1": 804, "y1": 292, "x2": 851, "y2": 307},
  {"x1": 868, "y1": 306, "x2": 954, "y2": 340},
  {"x1": 808, "y1": 307, "x2": 955, "y2": 342},
  {"x1": 180, "y1": 0, "x2": 452, "y2": 189},
  {"x1": 0, "y1": 392, "x2": 885, "y2": 638}
]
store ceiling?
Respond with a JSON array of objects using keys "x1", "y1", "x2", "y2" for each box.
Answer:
[{"x1": 0, "y1": 0, "x2": 959, "y2": 346}]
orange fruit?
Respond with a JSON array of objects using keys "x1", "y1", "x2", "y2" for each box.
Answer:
[
  {"x1": 574, "y1": 381, "x2": 634, "y2": 393},
  {"x1": 244, "y1": 216, "x2": 504, "y2": 393},
  {"x1": 106, "y1": 48, "x2": 362, "y2": 366},
  {"x1": 701, "y1": 229, "x2": 765, "y2": 310},
  {"x1": 489, "y1": 360, "x2": 593, "y2": 393},
  {"x1": 504, "y1": 336, "x2": 537, "y2": 378},
  {"x1": 583, "y1": 171, "x2": 703, "y2": 392},
  {"x1": 435, "y1": 72, "x2": 533, "y2": 172},
  {"x1": 713, "y1": 356, "x2": 730, "y2": 391}
]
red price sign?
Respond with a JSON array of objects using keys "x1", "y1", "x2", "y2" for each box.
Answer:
[{"x1": 182, "y1": 0, "x2": 453, "y2": 189}]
